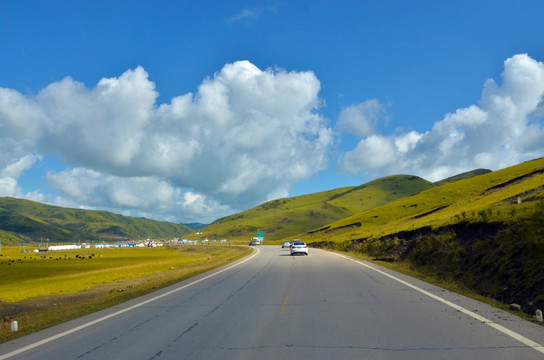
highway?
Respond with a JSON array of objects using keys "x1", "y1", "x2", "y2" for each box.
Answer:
[{"x1": 1, "y1": 246, "x2": 543, "y2": 359}]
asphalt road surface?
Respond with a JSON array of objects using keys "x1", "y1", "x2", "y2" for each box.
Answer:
[{"x1": 1, "y1": 246, "x2": 543, "y2": 360}]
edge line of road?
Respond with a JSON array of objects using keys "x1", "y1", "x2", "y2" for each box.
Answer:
[
  {"x1": 330, "y1": 252, "x2": 544, "y2": 355},
  {"x1": 0, "y1": 247, "x2": 261, "y2": 360}
]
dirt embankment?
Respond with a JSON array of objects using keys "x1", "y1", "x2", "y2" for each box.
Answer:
[{"x1": 330, "y1": 218, "x2": 544, "y2": 315}]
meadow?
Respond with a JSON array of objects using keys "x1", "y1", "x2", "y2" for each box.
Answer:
[{"x1": 0, "y1": 244, "x2": 251, "y2": 342}]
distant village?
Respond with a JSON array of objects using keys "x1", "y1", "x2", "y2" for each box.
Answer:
[{"x1": 31, "y1": 238, "x2": 229, "y2": 252}]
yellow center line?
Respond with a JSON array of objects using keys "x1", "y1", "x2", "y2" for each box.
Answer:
[{"x1": 279, "y1": 296, "x2": 290, "y2": 314}]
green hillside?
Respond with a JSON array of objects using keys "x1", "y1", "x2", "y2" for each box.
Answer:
[
  {"x1": 192, "y1": 175, "x2": 435, "y2": 241},
  {"x1": 302, "y1": 158, "x2": 543, "y2": 242},
  {"x1": 0, "y1": 197, "x2": 192, "y2": 244},
  {"x1": 433, "y1": 168, "x2": 491, "y2": 186}
]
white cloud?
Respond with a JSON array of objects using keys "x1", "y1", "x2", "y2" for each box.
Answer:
[
  {"x1": 229, "y1": 9, "x2": 259, "y2": 22},
  {"x1": 0, "y1": 61, "x2": 332, "y2": 222},
  {"x1": 228, "y1": 6, "x2": 277, "y2": 23},
  {"x1": 336, "y1": 99, "x2": 389, "y2": 137},
  {"x1": 0, "y1": 154, "x2": 42, "y2": 179},
  {"x1": 36, "y1": 66, "x2": 156, "y2": 172},
  {"x1": 341, "y1": 135, "x2": 396, "y2": 171},
  {"x1": 0, "y1": 154, "x2": 42, "y2": 197},
  {"x1": 0, "y1": 178, "x2": 19, "y2": 197},
  {"x1": 535, "y1": 95, "x2": 544, "y2": 117},
  {"x1": 394, "y1": 131, "x2": 422, "y2": 154},
  {"x1": 45, "y1": 168, "x2": 228, "y2": 223},
  {"x1": 340, "y1": 53, "x2": 544, "y2": 181}
]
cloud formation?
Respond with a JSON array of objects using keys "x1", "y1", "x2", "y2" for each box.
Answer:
[
  {"x1": 336, "y1": 99, "x2": 389, "y2": 138},
  {"x1": 339, "y1": 54, "x2": 544, "y2": 181},
  {"x1": 0, "y1": 61, "x2": 332, "y2": 222},
  {"x1": 1, "y1": 54, "x2": 543, "y2": 223}
]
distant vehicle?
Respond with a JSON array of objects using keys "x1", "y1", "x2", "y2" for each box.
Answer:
[
  {"x1": 251, "y1": 237, "x2": 261, "y2": 245},
  {"x1": 282, "y1": 241, "x2": 291, "y2": 248},
  {"x1": 290, "y1": 241, "x2": 308, "y2": 255},
  {"x1": 249, "y1": 240, "x2": 256, "y2": 246}
]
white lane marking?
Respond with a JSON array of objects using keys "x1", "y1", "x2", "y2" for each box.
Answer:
[
  {"x1": 0, "y1": 247, "x2": 261, "y2": 360},
  {"x1": 330, "y1": 252, "x2": 544, "y2": 355}
]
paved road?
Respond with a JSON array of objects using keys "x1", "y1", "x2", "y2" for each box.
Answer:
[{"x1": 1, "y1": 246, "x2": 543, "y2": 359}]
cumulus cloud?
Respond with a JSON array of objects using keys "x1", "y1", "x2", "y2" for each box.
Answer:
[
  {"x1": 0, "y1": 154, "x2": 42, "y2": 179},
  {"x1": 0, "y1": 61, "x2": 332, "y2": 222},
  {"x1": 336, "y1": 99, "x2": 389, "y2": 137},
  {"x1": 45, "y1": 168, "x2": 226, "y2": 222},
  {"x1": 0, "y1": 154, "x2": 42, "y2": 197},
  {"x1": 339, "y1": 53, "x2": 544, "y2": 181}
]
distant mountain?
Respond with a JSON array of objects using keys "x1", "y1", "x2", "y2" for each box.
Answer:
[
  {"x1": 182, "y1": 223, "x2": 209, "y2": 231},
  {"x1": 0, "y1": 197, "x2": 192, "y2": 245},
  {"x1": 433, "y1": 168, "x2": 491, "y2": 186}
]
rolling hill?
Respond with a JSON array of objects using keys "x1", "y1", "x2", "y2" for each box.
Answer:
[
  {"x1": 0, "y1": 197, "x2": 193, "y2": 245},
  {"x1": 192, "y1": 174, "x2": 436, "y2": 241},
  {"x1": 301, "y1": 158, "x2": 543, "y2": 244}
]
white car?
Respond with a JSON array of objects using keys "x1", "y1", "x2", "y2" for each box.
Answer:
[
  {"x1": 282, "y1": 241, "x2": 291, "y2": 248},
  {"x1": 290, "y1": 241, "x2": 308, "y2": 255}
]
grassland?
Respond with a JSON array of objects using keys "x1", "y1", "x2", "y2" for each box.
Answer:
[{"x1": 0, "y1": 245, "x2": 251, "y2": 342}]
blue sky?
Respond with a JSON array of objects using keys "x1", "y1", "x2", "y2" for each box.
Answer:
[{"x1": 1, "y1": 1, "x2": 544, "y2": 223}]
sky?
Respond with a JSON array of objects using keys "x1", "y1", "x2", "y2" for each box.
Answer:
[{"x1": 1, "y1": 1, "x2": 544, "y2": 224}]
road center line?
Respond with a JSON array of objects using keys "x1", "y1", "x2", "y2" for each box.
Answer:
[
  {"x1": 0, "y1": 247, "x2": 261, "y2": 360},
  {"x1": 280, "y1": 296, "x2": 290, "y2": 314},
  {"x1": 330, "y1": 252, "x2": 544, "y2": 355}
]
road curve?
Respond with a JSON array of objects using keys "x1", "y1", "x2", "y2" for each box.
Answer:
[{"x1": 1, "y1": 246, "x2": 543, "y2": 360}]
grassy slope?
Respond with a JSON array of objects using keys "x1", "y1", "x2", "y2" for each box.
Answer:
[
  {"x1": 0, "y1": 197, "x2": 193, "y2": 244},
  {"x1": 300, "y1": 157, "x2": 544, "y2": 243},
  {"x1": 193, "y1": 175, "x2": 435, "y2": 241}
]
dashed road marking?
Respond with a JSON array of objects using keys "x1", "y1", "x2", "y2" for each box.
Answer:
[{"x1": 280, "y1": 296, "x2": 290, "y2": 314}]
